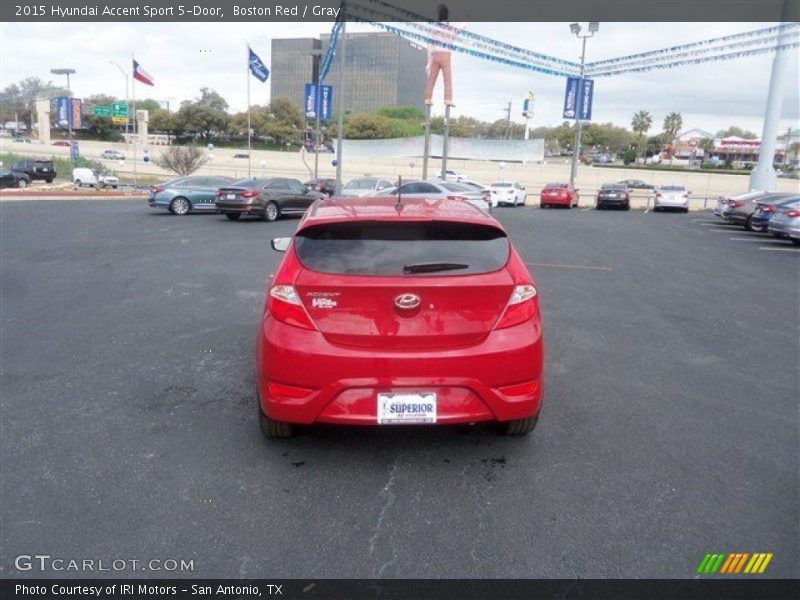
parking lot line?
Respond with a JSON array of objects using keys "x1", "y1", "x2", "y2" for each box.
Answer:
[
  {"x1": 708, "y1": 228, "x2": 739, "y2": 232},
  {"x1": 758, "y1": 246, "x2": 800, "y2": 252},
  {"x1": 729, "y1": 237, "x2": 768, "y2": 242},
  {"x1": 526, "y1": 262, "x2": 613, "y2": 271}
]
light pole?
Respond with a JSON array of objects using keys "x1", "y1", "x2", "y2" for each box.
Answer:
[
  {"x1": 51, "y1": 68, "x2": 76, "y2": 166},
  {"x1": 568, "y1": 22, "x2": 598, "y2": 188},
  {"x1": 307, "y1": 49, "x2": 324, "y2": 179},
  {"x1": 109, "y1": 61, "x2": 129, "y2": 140}
]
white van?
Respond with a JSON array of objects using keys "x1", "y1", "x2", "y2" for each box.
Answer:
[{"x1": 73, "y1": 167, "x2": 119, "y2": 189}]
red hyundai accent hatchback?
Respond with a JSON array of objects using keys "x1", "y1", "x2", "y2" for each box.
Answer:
[{"x1": 256, "y1": 197, "x2": 544, "y2": 438}]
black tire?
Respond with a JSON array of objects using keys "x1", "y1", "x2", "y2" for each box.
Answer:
[
  {"x1": 225, "y1": 213, "x2": 241, "y2": 221},
  {"x1": 169, "y1": 197, "x2": 191, "y2": 216},
  {"x1": 74, "y1": 180, "x2": 82, "y2": 188},
  {"x1": 624, "y1": 204, "x2": 631, "y2": 211},
  {"x1": 264, "y1": 201, "x2": 280, "y2": 222},
  {"x1": 17, "y1": 179, "x2": 27, "y2": 189},
  {"x1": 259, "y1": 411, "x2": 294, "y2": 439},
  {"x1": 682, "y1": 208, "x2": 689, "y2": 214},
  {"x1": 500, "y1": 415, "x2": 539, "y2": 436},
  {"x1": 744, "y1": 215, "x2": 756, "y2": 231},
  {"x1": 45, "y1": 179, "x2": 54, "y2": 184}
]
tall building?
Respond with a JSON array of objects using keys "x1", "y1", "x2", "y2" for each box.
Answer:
[{"x1": 271, "y1": 32, "x2": 426, "y2": 115}]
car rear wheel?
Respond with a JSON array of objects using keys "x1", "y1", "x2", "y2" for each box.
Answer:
[
  {"x1": 170, "y1": 197, "x2": 191, "y2": 216},
  {"x1": 259, "y1": 411, "x2": 294, "y2": 439},
  {"x1": 17, "y1": 179, "x2": 27, "y2": 189},
  {"x1": 225, "y1": 213, "x2": 241, "y2": 221},
  {"x1": 264, "y1": 201, "x2": 280, "y2": 222},
  {"x1": 500, "y1": 415, "x2": 538, "y2": 436},
  {"x1": 45, "y1": 179, "x2": 54, "y2": 184},
  {"x1": 745, "y1": 215, "x2": 757, "y2": 231}
]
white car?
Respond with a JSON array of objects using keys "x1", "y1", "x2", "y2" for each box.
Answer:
[
  {"x1": 101, "y1": 149, "x2": 126, "y2": 160},
  {"x1": 73, "y1": 167, "x2": 119, "y2": 189},
  {"x1": 443, "y1": 169, "x2": 464, "y2": 182},
  {"x1": 490, "y1": 181, "x2": 527, "y2": 207},
  {"x1": 377, "y1": 179, "x2": 491, "y2": 213},
  {"x1": 339, "y1": 177, "x2": 393, "y2": 197},
  {"x1": 653, "y1": 184, "x2": 690, "y2": 212}
]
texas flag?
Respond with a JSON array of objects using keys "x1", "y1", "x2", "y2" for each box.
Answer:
[{"x1": 133, "y1": 59, "x2": 155, "y2": 86}]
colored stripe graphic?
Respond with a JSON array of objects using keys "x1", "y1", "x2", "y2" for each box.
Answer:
[{"x1": 702, "y1": 553, "x2": 774, "y2": 574}]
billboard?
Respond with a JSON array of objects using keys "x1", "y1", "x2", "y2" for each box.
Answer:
[
  {"x1": 54, "y1": 97, "x2": 83, "y2": 129},
  {"x1": 304, "y1": 83, "x2": 333, "y2": 121},
  {"x1": 70, "y1": 98, "x2": 83, "y2": 130}
]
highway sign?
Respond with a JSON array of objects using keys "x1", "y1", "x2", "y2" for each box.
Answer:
[{"x1": 93, "y1": 106, "x2": 112, "y2": 117}]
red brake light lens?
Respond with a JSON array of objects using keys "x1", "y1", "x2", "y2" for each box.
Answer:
[
  {"x1": 242, "y1": 190, "x2": 259, "y2": 198},
  {"x1": 446, "y1": 195, "x2": 468, "y2": 201},
  {"x1": 762, "y1": 205, "x2": 775, "y2": 213},
  {"x1": 151, "y1": 186, "x2": 164, "y2": 193},
  {"x1": 732, "y1": 201, "x2": 745, "y2": 208},
  {"x1": 267, "y1": 285, "x2": 316, "y2": 330},
  {"x1": 785, "y1": 210, "x2": 800, "y2": 218},
  {"x1": 495, "y1": 284, "x2": 538, "y2": 330},
  {"x1": 267, "y1": 381, "x2": 314, "y2": 400}
]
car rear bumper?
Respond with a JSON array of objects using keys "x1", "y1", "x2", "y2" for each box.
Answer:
[
  {"x1": 768, "y1": 220, "x2": 800, "y2": 239},
  {"x1": 540, "y1": 196, "x2": 571, "y2": 206},
  {"x1": 256, "y1": 316, "x2": 543, "y2": 426},
  {"x1": 215, "y1": 202, "x2": 264, "y2": 215},
  {"x1": 654, "y1": 198, "x2": 689, "y2": 208},
  {"x1": 597, "y1": 197, "x2": 629, "y2": 207}
]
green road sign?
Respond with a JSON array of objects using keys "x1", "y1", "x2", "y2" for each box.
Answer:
[
  {"x1": 112, "y1": 103, "x2": 128, "y2": 116},
  {"x1": 92, "y1": 106, "x2": 112, "y2": 116}
]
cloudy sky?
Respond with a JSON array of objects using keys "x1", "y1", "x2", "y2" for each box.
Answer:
[{"x1": 1, "y1": 21, "x2": 798, "y2": 136}]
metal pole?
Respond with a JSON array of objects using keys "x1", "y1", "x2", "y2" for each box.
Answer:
[
  {"x1": 132, "y1": 55, "x2": 137, "y2": 189},
  {"x1": 749, "y1": 14, "x2": 791, "y2": 192},
  {"x1": 247, "y1": 44, "x2": 252, "y2": 178},
  {"x1": 314, "y1": 73, "x2": 321, "y2": 179},
  {"x1": 440, "y1": 104, "x2": 451, "y2": 179},
  {"x1": 334, "y1": 19, "x2": 347, "y2": 194},
  {"x1": 569, "y1": 35, "x2": 587, "y2": 188},
  {"x1": 422, "y1": 104, "x2": 431, "y2": 179}
]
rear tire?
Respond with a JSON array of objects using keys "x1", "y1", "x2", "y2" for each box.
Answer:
[
  {"x1": 264, "y1": 201, "x2": 279, "y2": 222},
  {"x1": 259, "y1": 411, "x2": 294, "y2": 439},
  {"x1": 170, "y1": 197, "x2": 191, "y2": 216},
  {"x1": 17, "y1": 179, "x2": 27, "y2": 189},
  {"x1": 225, "y1": 213, "x2": 241, "y2": 221},
  {"x1": 500, "y1": 415, "x2": 538, "y2": 436},
  {"x1": 744, "y1": 215, "x2": 756, "y2": 231}
]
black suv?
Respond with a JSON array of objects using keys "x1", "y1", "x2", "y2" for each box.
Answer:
[{"x1": 11, "y1": 159, "x2": 56, "y2": 183}]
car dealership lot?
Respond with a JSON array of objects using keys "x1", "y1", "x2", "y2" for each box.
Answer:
[{"x1": 1, "y1": 200, "x2": 797, "y2": 578}]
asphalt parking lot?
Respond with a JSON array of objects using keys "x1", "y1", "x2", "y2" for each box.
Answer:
[{"x1": 1, "y1": 200, "x2": 798, "y2": 579}]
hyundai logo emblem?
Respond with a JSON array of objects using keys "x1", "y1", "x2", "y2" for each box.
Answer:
[{"x1": 394, "y1": 293, "x2": 421, "y2": 310}]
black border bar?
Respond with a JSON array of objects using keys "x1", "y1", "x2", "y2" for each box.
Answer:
[
  {"x1": 2, "y1": 0, "x2": 798, "y2": 22},
  {"x1": 2, "y1": 579, "x2": 800, "y2": 600}
]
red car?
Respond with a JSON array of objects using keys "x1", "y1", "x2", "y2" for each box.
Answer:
[
  {"x1": 540, "y1": 183, "x2": 579, "y2": 208},
  {"x1": 52, "y1": 140, "x2": 71, "y2": 147},
  {"x1": 256, "y1": 197, "x2": 544, "y2": 438}
]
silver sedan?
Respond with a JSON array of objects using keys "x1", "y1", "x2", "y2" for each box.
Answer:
[{"x1": 377, "y1": 179, "x2": 491, "y2": 212}]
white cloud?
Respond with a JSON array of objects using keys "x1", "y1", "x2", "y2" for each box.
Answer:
[{"x1": 1, "y1": 21, "x2": 797, "y2": 136}]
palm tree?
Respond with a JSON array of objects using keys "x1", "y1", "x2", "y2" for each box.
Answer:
[
  {"x1": 663, "y1": 112, "x2": 683, "y2": 163},
  {"x1": 631, "y1": 110, "x2": 653, "y2": 165}
]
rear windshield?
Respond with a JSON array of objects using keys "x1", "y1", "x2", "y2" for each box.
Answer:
[
  {"x1": 661, "y1": 185, "x2": 685, "y2": 191},
  {"x1": 440, "y1": 182, "x2": 471, "y2": 192},
  {"x1": 34, "y1": 161, "x2": 52, "y2": 167},
  {"x1": 545, "y1": 183, "x2": 567, "y2": 189},
  {"x1": 294, "y1": 221, "x2": 509, "y2": 276},
  {"x1": 601, "y1": 184, "x2": 626, "y2": 190},
  {"x1": 344, "y1": 179, "x2": 377, "y2": 190},
  {"x1": 231, "y1": 178, "x2": 268, "y2": 188},
  {"x1": 492, "y1": 182, "x2": 512, "y2": 187}
]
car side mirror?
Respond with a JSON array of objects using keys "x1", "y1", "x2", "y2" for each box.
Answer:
[{"x1": 271, "y1": 237, "x2": 291, "y2": 252}]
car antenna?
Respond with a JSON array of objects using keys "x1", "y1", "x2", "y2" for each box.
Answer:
[{"x1": 396, "y1": 174, "x2": 403, "y2": 210}]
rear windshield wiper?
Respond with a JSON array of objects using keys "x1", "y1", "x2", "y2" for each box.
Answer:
[{"x1": 403, "y1": 262, "x2": 469, "y2": 273}]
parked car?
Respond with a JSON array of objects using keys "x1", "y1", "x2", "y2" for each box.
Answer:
[
  {"x1": 11, "y1": 159, "x2": 55, "y2": 183},
  {"x1": 653, "y1": 184, "x2": 691, "y2": 212},
  {"x1": 751, "y1": 195, "x2": 800, "y2": 232},
  {"x1": 490, "y1": 182, "x2": 527, "y2": 207},
  {"x1": 713, "y1": 191, "x2": 765, "y2": 219},
  {"x1": 305, "y1": 178, "x2": 336, "y2": 197},
  {"x1": 377, "y1": 179, "x2": 491, "y2": 213},
  {"x1": 101, "y1": 149, "x2": 126, "y2": 160},
  {"x1": 339, "y1": 177, "x2": 393, "y2": 197},
  {"x1": 443, "y1": 169, "x2": 465, "y2": 181},
  {"x1": 0, "y1": 167, "x2": 31, "y2": 188},
  {"x1": 148, "y1": 175, "x2": 235, "y2": 215},
  {"x1": 724, "y1": 192, "x2": 793, "y2": 230},
  {"x1": 73, "y1": 167, "x2": 119, "y2": 189},
  {"x1": 539, "y1": 183, "x2": 579, "y2": 208},
  {"x1": 456, "y1": 179, "x2": 492, "y2": 206},
  {"x1": 215, "y1": 177, "x2": 326, "y2": 221},
  {"x1": 52, "y1": 140, "x2": 71, "y2": 147},
  {"x1": 596, "y1": 183, "x2": 630, "y2": 210},
  {"x1": 617, "y1": 179, "x2": 654, "y2": 190},
  {"x1": 767, "y1": 199, "x2": 800, "y2": 244},
  {"x1": 257, "y1": 196, "x2": 544, "y2": 438},
  {"x1": 12, "y1": 137, "x2": 32, "y2": 144}
]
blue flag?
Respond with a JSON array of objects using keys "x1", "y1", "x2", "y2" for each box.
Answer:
[{"x1": 249, "y1": 47, "x2": 269, "y2": 82}]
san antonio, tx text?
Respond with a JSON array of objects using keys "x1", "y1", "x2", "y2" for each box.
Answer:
[{"x1": 16, "y1": 583, "x2": 277, "y2": 596}]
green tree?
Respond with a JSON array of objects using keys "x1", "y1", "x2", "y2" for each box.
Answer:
[
  {"x1": 344, "y1": 114, "x2": 392, "y2": 139},
  {"x1": 631, "y1": 110, "x2": 653, "y2": 164},
  {"x1": 716, "y1": 126, "x2": 758, "y2": 139},
  {"x1": 149, "y1": 108, "x2": 183, "y2": 139},
  {"x1": 176, "y1": 103, "x2": 229, "y2": 141},
  {"x1": 376, "y1": 106, "x2": 424, "y2": 121},
  {"x1": 195, "y1": 87, "x2": 229, "y2": 112},
  {"x1": 82, "y1": 113, "x2": 123, "y2": 141},
  {"x1": 662, "y1": 112, "x2": 683, "y2": 141}
]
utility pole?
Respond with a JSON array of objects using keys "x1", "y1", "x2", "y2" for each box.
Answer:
[
  {"x1": 334, "y1": 19, "x2": 347, "y2": 194},
  {"x1": 504, "y1": 101, "x2": 512, "y2": 139}
]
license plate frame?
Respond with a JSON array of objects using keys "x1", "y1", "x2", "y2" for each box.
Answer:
[{"x1": 377, "y1": 392, "x2": 437, "y2": 425}]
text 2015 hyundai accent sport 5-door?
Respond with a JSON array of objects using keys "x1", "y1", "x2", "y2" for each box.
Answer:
[{"x1": 256, "y1": 197, "x2": 544, "y2": 438}]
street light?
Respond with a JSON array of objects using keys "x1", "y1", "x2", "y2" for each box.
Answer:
[
  {"x1": 568, "y1": 23, "x2": 599, "y2": 188},
  {"x1": 51, "y1": 68, "x2": 76, "y2": 166},
  {"x1": 109, "y1": 61, "x2": 129, "y2": 140},
  {"x1": 307, "y1": 48, "x2": 324, "y2": 179}
]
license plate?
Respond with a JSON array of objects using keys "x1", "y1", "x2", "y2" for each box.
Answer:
[
  {"x1": 227, "y1": 193, "x2": 235, "y2": 200},
  {"x1": 377, "y1": 392, "x2": 437, "y2": 424}
]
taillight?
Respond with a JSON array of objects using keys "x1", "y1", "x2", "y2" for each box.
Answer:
[
  {"x1": 732, "y1": 201, "x2": 745, "y2": 208},
  {"x1": 215, "y1": 190, "x2": 224, "y2": 198},
  {"x1": 762, "y1": 205, "x2": 776, "y2": 213},
  {"x1": 151, "y1": 185, "x2": 164, "y2": 193},
  {"x1": 267, "y1": 285, "x2": 316, "y2": 330},
  {"x1": 507, "y1": 189, "x2": 514, "y2": 194},
  {"x1": 267, "y1": 381, "x2": 314, "y2": 400},
  {"x1": 446, "y1": 195, "x2": 468, "y2": 201},
  {"x1": 316, "y1": 183, "x2": 324, "y2": 191},
  {"x1": 655, "y1": 193, "x2": 662, "y2": 198},
  {"x1": 495, "y1": 285, "x2": 538, "y2": 330},
  {"x1": 784, "y1": 210, "x2": 800, "y2": 218},
  {"x1": 242, "y1": 190, "x2": 259, "y2": 198}
]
